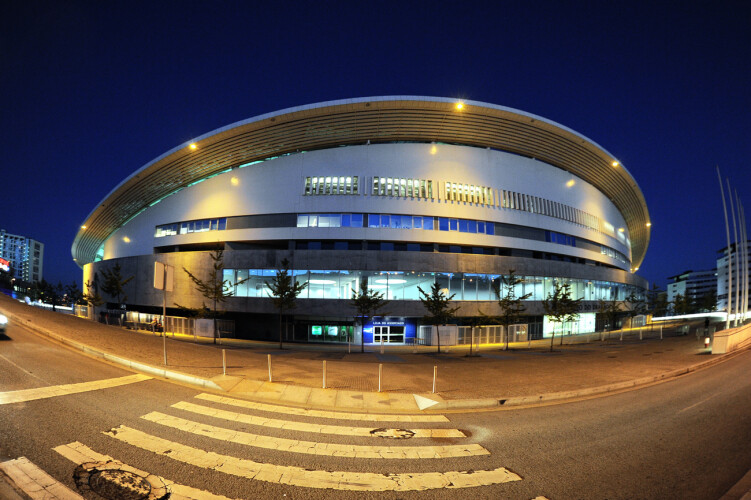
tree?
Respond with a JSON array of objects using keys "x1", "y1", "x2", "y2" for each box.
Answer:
[
  {"x1": 696, "y1": 291, "x2": 717, "y2": 313},
  {"x1": 100, "y1": 263, "x2": 133, "y2": 305},
  {"x1": 493, "y1": 270, "x2": 532, "y2": 350},
  {"x1": 646, "y1": 284, "x2": 669, "y2": 326},
  {"x1": 38, "y1": 280, "x2": 64, "y2": 311},
  {"x1": 597, "y1": 297, "x2": 620, "y2": 334},
  {"x1": 83, "y1": 274, "x2": 105, "y2": 309},
  {"x1": 418, "y1": 282, "x2": 460, "y2": 353},
  {"x1": 181, "y1": 249, "x2": 243, "y2": 344},
  {"x1": 65, "y1": 281, "x2": 85, "y2": 306},
  {"x1": 266, "y1": 258, "x2": 308, "y2": 349},
  {"x1": 624, "y1": 291, "x2": 647, "y2": 328},
  {"x1": 672, "y1": 293, "x2": 692, "y2": 316},
  {"x1": 542, "y1": 282, "x2": 582, "y2": 351},
  {"x1": 350, "y1": 277, "x2": 388, "y2": 353}
]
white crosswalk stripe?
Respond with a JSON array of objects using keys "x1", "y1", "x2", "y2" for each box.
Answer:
[
  {"x1": 141, "y1": 410, "x2": 489, "y2": 459},
  {"x1": 102, "y1": 425, "x2": 522, "y2": 491},
  {"x1": 172, "y1": 400, "x2": 466, "y2": 438},
  {"x1": 195, "y1": 392, "x2": 449, "y2": 422}
]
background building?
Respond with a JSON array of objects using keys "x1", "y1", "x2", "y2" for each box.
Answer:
[
  {"x1": 666, "y1": 269, "x2": 717, "y2": 311},
  {"x1": 72, "y1": 97, "x2": 650, "y2": 343},
  {"x1": 0, "y1": 229, "x2": 44, "y2": 283},
  {"x1": 717, "y1": 241, "x2": 751, "y2": 313}
]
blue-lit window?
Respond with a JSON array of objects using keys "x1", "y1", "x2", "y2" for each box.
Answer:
[
  {"x1": 380, "y1": 215, "x2": 390, "y2": 228},
  {"x1": 402, "y1": 216, "x2": 412, "y2": 229},
  {"x1": 467, "y1": 220, "x2": 477, "y2": 233},
  {"x1": 486, "y1": 223, "x2": 494, "y2": 235},
  {"x1": 341, "y1": 214, "x2": 351, "y2": 227},
  {"x1": 439, "y1": 218, "x2": 449, "y2": 231},
  {"x1": 458, "y1": 219, "x2": 469, "y2": 232},
  {"x1": 424, "y1": 217, "x2": 434, "y2": 230},
  {"x1": 351, "y1": 213, "x2": 363, "y2": 227},
  {"x1": 477, "y1": 221, "x2": 485, "y2": 234},
  {"x1": 450, "y1": 219, "x2": 458, "y2": 231},
  {"x1": 334, "y1": 242, "x2": 348, "y2": 250},
  {"x1": 381, "y1": 242, "x2": 394, "y2": 251},
  {"x1": 390, "y1": 215, "x2": 400, "y2": 229}
]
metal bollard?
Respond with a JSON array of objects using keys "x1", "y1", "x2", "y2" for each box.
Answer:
[
  {"x1": 268, "y1": 354, "x2": 272, "y2": 382},
  {"x1": 660, "y1": 325, "x2": 663, "y2": 340},
  {"x1": 323, "y1": 360, "x2": 327, "y2": 389},
  {"x1": 378, "y1": 363, "x2": 383, "y2": 392},
  {"x1": 380, "y1": 336, "x2": 384, "y2": 354},
  {"x1": 432, "y1": 365, "x2": 438, "y2": 394},
  {"x1": 222, "y1": 349, "x2": 226, "y2": 376}
]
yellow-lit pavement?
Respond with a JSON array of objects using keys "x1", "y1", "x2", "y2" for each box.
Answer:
[
  {"x1": 0, "y1": 457, "x2": 83, "y2": 500},
  {"x1": 49, "y1": 392, "x2": 523, "y2": 493},
  {"x1": 195, "y1": 392, "x2": 449, "y2": 422},
  {"x1": 0, "y1": 374, "x2": 152, "y2": 405}
]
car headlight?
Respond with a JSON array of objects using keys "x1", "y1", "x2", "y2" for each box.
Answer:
[{"x1": 0, "y1": 314, "x2": 7, "y2": 325}]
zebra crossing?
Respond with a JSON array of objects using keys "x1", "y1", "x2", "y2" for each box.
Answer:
[{"x1": 12, "y1": 392, "x2": 526, "y2": 496}]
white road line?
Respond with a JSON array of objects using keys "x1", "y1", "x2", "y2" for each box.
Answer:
[
  {"x1": 172, "y1": 400, "x2": 465, "y2": 438},
  {"x1": 677, "y1": 392, "x2": 721, "y2": 414},
  {"x1": 104, "y1": 426, "x2": 522, "y2": 491},
  {"x1": 196, "y1": 392, "x2": 449, "y2": 422},
  {"x1": 53, "y1": 441, "x2": 238, "y2": 500},
  {"x1": 0, "y1": 374, "x2": 152, "y2": 405},
  {"x1": 0, "y1": 456, "x2": 83, "y2": 500},
  {"x1": 142, "y1": 411, "x2": 489, "y2": 459}
]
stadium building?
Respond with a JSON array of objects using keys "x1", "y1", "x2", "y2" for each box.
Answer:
[{"x1": 72, "y1": 97, "x2": 650, "y2": 344}]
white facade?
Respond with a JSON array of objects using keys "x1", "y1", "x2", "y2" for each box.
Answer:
[
  {"x1": 717, "y1": 242, "x2": 751, "y2": 312},
  {"x1": 0, "y1": 229, "x2": 43, "y2": 282}
]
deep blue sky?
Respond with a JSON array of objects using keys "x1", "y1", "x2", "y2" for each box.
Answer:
[{"x1": 2, "y1": 1, "x2": 749, "y2": 289}]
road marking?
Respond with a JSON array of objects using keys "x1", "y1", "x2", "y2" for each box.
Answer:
[
  {"x1": 195, "y1": 392, "x2": 449, "y2": 422},
  {"x1": 677, "y1": 393, "x2": 720, "y2": 414},
  {"x1": 414, "y1": 394, "x2": 441, "y2": 410},
  {"x1": 0, "y1": 456, "x2": 83, "y2": 499},
  {"x1": 104, "y1": 426, "x2": 522, "y2": 491},
  {"x1": 142, "y1": 411, "x2": 489, "y2": 459},
  {"x1": 53, "y1": 441, "x2": 237, "y2": 500},
  {"x1": 172, "y1": 401, "x2": 465, "y2": 438},
  {"x1": 0, "y1": 374, "x2": 152, "y2": 405}
]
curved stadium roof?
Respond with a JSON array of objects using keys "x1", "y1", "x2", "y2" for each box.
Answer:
[{"x1": 72, "y1": 96, "x2": 651, "y2": 269}]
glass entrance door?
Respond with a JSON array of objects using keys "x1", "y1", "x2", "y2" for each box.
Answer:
[{"x1": 373, "y1": 326, "x2": 405, "y2": 344}]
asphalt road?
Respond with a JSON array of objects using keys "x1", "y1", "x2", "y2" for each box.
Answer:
[{"x1": 1, "y1": 320, "x2": 750, "y2": 499}]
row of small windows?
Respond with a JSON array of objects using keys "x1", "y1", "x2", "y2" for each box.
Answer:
[
  {"x1": 445, "y1": 183, "x2": 494, "y2": 205},
  {"x1": 297, "y1": 213, "x2": 497, "y2": 235},
  {"x1": 304, "y1": 176, "x2": 360, "y2": 195},
  {"x1": 154, "y1": 218, "x2": 227, "y2": 237},
  {"x1": 500, "y1": 190, "x2": 599, "y2": 231},
  {"x1": 372, "y1": 177, "x2": 434, "y2": 198}
]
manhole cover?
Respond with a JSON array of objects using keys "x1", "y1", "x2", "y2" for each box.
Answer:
[
  {"x1": 370, "y1": 428, "x2": 416, "y2": 439},
  {"x1": 74, "y1": 462, "x2": 169, "y2": 500}
]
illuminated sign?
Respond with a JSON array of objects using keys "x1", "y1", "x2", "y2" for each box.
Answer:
[
  {"x1": 327, "y1": 326, "x2": 338, "y2": 336},
  {"x1": 311, "y1": 325, "x2": 322, "y2": 336},
  {"x1": 0, "y1": 258, "x2": 9, "y2": 273}
]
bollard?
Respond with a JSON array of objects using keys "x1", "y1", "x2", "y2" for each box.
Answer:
[
  {"x1": 380, "y1": 336, "x2": 384, "y2": 354},
  {"x1": 639, "y1": 328, "x2": 643, "y2": 341},
  {"x1": 620, "y1": 330, "x2": 623, "y2": 341},
  {"x1": 432, "y1": 365, "x2": 438, "y2": 394},
  {"x1": 323, "y1": 360, "x2": 327, "y2": 389},
  {"x1": 268, "y1": 354, "x2": 272, "y2": 382},
  {"x1": 378, "y1": 363, "x2": 382, "y2": 392},
  {"x1": 660, "y1": 325, "x2": 663, "y2": 340},
  {"x1": 222, "y1": 349, "x2": 226, "y2": 376}
]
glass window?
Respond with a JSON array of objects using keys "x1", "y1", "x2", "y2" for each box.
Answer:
[
  {"x1": 449, "y1": 219, "x2": 458, "y2": 231},
  {"x1": 297, "y1": 215, "x2": 309, "y2": 227},
  {"x1": 459, "y1": 219, "x2": 469, "y2": 232},
  {"x1": 467, "y1": 220, "x2": 477, "y2": 233},
  {"x1": 381, "y1": 215, "x2": 390, "y2": 228},
  {"x1": 351, "y1": 213, "x2": 363, "y2": 227},
  {"x1": 339, "y1": 176, "x2": 346, "y2": 194},
  {"x1": 402, "y1": 216, "x2": 412, "y2": 229},
  {"x1": 400, "y1": 178, "x2": 407, "y2": 197},
  {"x1": 345, "y1": 177, "x2": 352, "y2": 194},
  {"x1": 334, "y1": 241, "x2": 347, "y2": 250},
  {"x1": 486, "y1": 223, "x2": 495, "y2": 235},
  {"x1": 372, "y1": 177, "x2": 379, "y2": 195},
  {"x1": 427, "y1": 180, "x2": 433, "y2": 198},
  {"x1": 353, "y1": 176, "x2": 359, "y2": 194},
  {"x1": 423, "y1": 216, "x2": 434, "y2": 230},
  {"x1": 439, "y1": 217, "x2": 449, "y2": 231},
  {"x1": 381, "y1": 242, "x2": 394, "y2": 251},
  {"x1": 368, "y1": 215, "x2": 380, "y2": 228},
  {"x1": 386, "y1": 178, "x2": 393, "y2": 196},
  {"x1": 341, "y1": 214, "x2": 351, "y2": 227},
  {"x1": 477, "y1": 221, "x2": 485, "y2": 233},
  {"x1": 305, "y1": 177, "x2": 311, "y2": 194},
  {"x1": 308, "y1": 215, "x2": 318, "y2": 227},
  {"x1": 390, "y1": 215, "x2": 400, "y2": 229}
]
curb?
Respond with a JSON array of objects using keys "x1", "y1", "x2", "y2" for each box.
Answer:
[{"x1": 9, "y1": 313, "x2": 223, "y2": 392}]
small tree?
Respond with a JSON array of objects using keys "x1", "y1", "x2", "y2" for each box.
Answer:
[
  {"x1": 181, "y1": 249, "x2": 243, "y2": 344},
  {"x1": 350, "y1": 277, "x2": 388, "y2": 353},
  {"x1": 624, "y1": 291, "x2": 647, "y2": 328},
  {"x1": 66, "y1": 281, "x2": 85, "y2": 306},
  {"x1": 38, "y1": 279, "x2": 64, "y2": 312},
  {"x1": 100, "y1": 263, "x2": 134, "y2": 305},
  {"x1": 672, "y1": 293, "x2": 692, "y2": 316},
  {"x1": 542, "y1": 282, "x2": 582, "y2": 351},
  {"x1": 266, "y1": 258, "x2": 308, "y2": 349},
  {"x1": 493, "y1": 270, "x2": 532, "y2": 350},
  {"x1": 697, "y1": 291, "x2": 717, "y2": 313},
  {"x1": 418, "y1": 282, "x2": 460, "y2": 353},
  {"x1": 646, "y1": 284, "x2": 668, "y2": 329},
  {"x1": 83, "y1": 274, "x2": 105, "y2": 310},
  {"x1": 597, "y1": 297, "x2": 620, "y2": 334}
]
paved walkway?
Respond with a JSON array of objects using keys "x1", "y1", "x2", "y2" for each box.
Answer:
[{"x1": 0, "y1": 293, "x2": 739, "y2": 413}]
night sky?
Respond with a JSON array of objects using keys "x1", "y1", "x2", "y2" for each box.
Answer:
[{"x1": 2, "y1": 1, "x2": 749, "y2": 289}]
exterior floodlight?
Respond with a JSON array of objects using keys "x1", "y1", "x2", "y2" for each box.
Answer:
[
  {"x1": 189, "y1": 143, "x2": 198, "y2": 150},
  {"x1": 612, "y1": 161, "x2": 619, "y2": 167},
  {"x1": 455, "y1": 102, "x2": 464, "y2": 110}
]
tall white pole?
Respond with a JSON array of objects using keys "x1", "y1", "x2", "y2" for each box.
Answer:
[
  {"x1": 734, "y1": 192, "x2": 744, "y2": 324},
  {"x1": 728, "y1": 179, "x2": 739, "y2": 326},
  {"x1": 717, "y1": 167, "x2": 732, "y2": 330},
  {"x1": 738, "y1": 202, "x2": 748, "y2": 321}
]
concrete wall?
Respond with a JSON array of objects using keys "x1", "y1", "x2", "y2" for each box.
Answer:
[{"x1": 712, "y1": 323, "x2": 751, "y2": 354}]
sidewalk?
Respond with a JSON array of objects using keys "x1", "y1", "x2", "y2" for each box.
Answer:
[{"x1": 0, "y1": 294, "x2": 741, "y2": 413}]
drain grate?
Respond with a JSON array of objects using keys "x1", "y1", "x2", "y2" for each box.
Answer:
[{"x1": 74, "y1": 462, "x2": 169, "y2": 500}]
